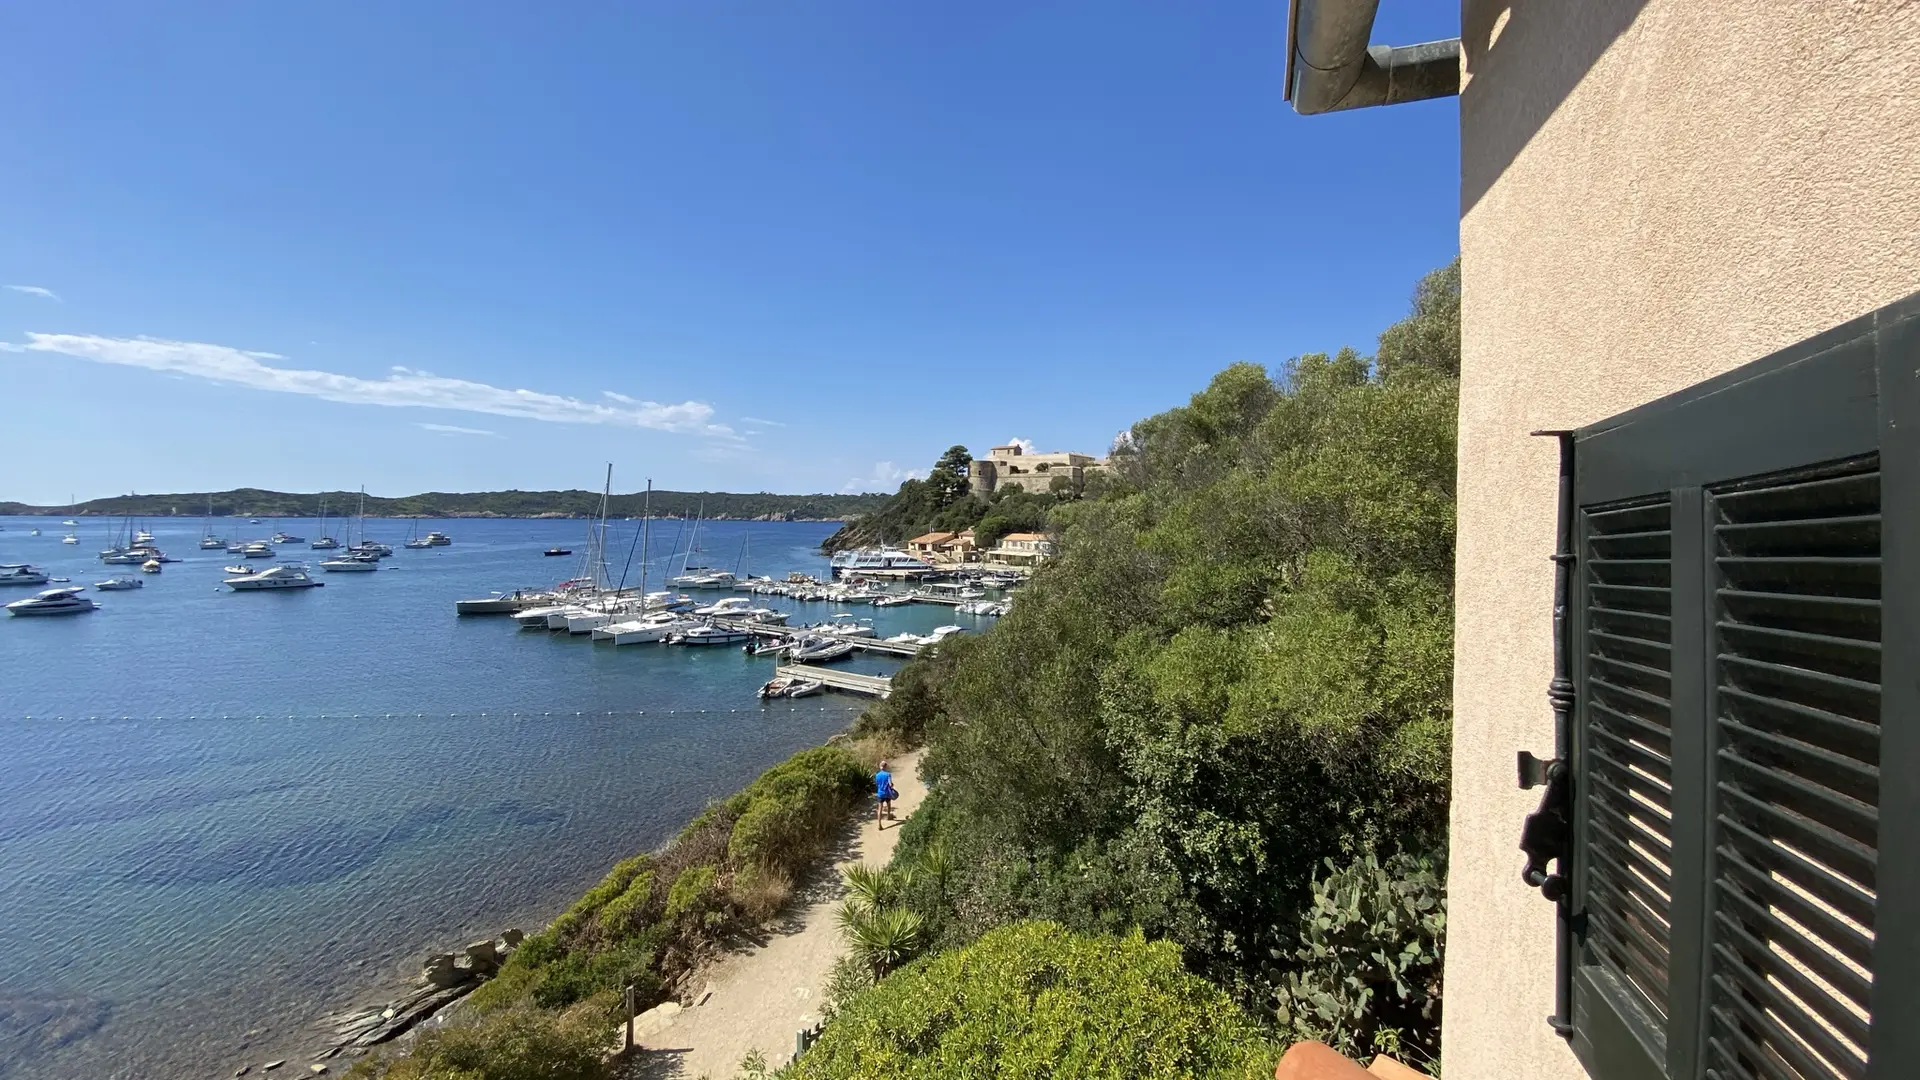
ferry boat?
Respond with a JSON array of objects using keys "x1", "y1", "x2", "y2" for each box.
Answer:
[{"x1": 829, "y1": 548, "x2": 935, "y2": 576}]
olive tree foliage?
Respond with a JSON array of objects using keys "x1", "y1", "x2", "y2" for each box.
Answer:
[{"x1": 889, "y1": 260, "x2": 1461, "y2": 1028}]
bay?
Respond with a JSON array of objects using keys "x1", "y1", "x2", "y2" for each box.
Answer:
[{"x1": 0, "y1": 515, "x2": 967, "y2": 1079}]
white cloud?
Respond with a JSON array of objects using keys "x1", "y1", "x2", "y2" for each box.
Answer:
[
  {"x1": 6, "y1": 285, "x2": 59, "y2": 301},
  {"x1": 0, "y1": 342, "x2": 23, "y2": 353},
  {"x1": 739, "y1": 416, "x2": 785, "y2": 428},
  {"x1": 841, "y1": 460, "x2": 923, "y2": 493},
  {"x1": 416, "y1": 422, "x2": 499, "y2": 437},
  {"x1": 12, "y1": 332, "x2": 737, "y2": 438},
  {"x1": 1006, "y1": 436, "x2": 1037, "y2": 454},
  {"x1": 602, "y1": 390, "x2": 636, "y2": 403}
]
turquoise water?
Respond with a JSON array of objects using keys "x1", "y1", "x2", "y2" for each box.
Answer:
[{"x1": 0, "y1": 516, "x2": 969, "y2": 1079}]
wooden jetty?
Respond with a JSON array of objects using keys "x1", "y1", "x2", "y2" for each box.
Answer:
[{"x1": 776, "y1": 664, "x2": 893, "y2": 698}]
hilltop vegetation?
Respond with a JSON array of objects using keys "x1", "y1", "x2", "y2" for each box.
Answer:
[
  {"x1": 0, "y1": 488, "x2": 888, "y2": 521},
  {"x1": 819, "y1": 446, "x2": 1063, "y2": 551},
  {"x1": 835, "y1": 259, "x2": 1461, "y2": 1072}
]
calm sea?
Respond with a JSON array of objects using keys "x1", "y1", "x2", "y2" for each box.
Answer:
[{"x1": 0, "y1": 515, "x2": 969, "y2": 1079}]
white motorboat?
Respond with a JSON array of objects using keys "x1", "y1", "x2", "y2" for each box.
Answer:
[
  {"x1": 62, "y1": 534, "x2": 80, "y2": 545},
  {"x1": 140, "y1": 559, "x2": 162, "y2": 574},
  {"x1": 873, "y1": 593, "x2": 914, "y2": 607},
  {"x1": 6, "y1": 586, "x2": 98, "y2": 616},
  {"x1": 425, "y1": 531, "x2": 452, "y2": 546},
  {"x1": 225, "y1": 563, "x2": 323, "y2": 590},
  {"x1": 96, "y1": 576, "x2": 142, "y2": 590},
  {"x1": 566, "y1": 602, "x2": 639, "y2": 634},
  {"x1": 598, "y1": 613, "x2": 695, "y2": 645},
  {"x1": 319, "y1": 552, "x2": 380, "y2": 572},
  {"x1": 692, "y1": 596, "x2": 755, "y2": 617},
  {"x1": 790, "y1": 637, "x2": 856, "y2": 663},
  {"x1": 818, "y1": 614, "x2": 877, "y2": 639},
  {"x1": 671, "y1": 623, "x2": 753, "y2": 646},
  {"x1": 242, "y1": 541, "x2": 275, "y2": 558},
  {"x1": 668, "y1": 566, "x2": 721, "y2": 589},
  {"x1": 61, "y1": 519, "x2": 77, "y2": 527},
  {"x1": 132, "y1": 530, "x2": 156, "y2": 547},
  {"x1": 272, "y1": 532, "x2": 305, "y2": 545},
  {"x1": 224, "y1": 564, "x2": 252, "y2": 575},
  {"x1": 513, "y1": 604, "x2": 574, "y2": 629},
  {"x1": 758, "y1": 677, "x2": 797, "y2": 699},
  {"x1": 745, "y1": 608, "x2": 790, "y2": 625},
  {"x1": 0, "y1": 564, "x2": 51, "y2": 586},
  {"x1": 930, "y1": 624, "x2": 967, "y2": 640}
]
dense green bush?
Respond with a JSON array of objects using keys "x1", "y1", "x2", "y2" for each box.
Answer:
[
  {"x1": 726, "y1": 746, "x2": 869, "y2": 873},
  {"x1": 347, "y1": 1006, "x2": 609, "y2": 1080},
  {"x1": 788, "y1": 922, "x2": 1276, "y2": 1080},
  {"x1": 1268, "y1": 851, "x2": 1446, "y2": 1069}
]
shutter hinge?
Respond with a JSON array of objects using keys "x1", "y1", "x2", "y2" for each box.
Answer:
[{"x1": 1518, "y1": 750, "x2": 1571, "y2": 903}]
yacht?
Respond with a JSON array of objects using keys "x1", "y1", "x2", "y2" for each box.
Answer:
[
  {"x1": 6, "y1": 586, "x2": 99, "y2": 616},
  {"x1": 62, "y1": 533, "x2": 80, "y2": 545},
  {"x1": 199, "y1": 535, "x2": 227, "y2": 549},
  {"x1": 349, "y1": 540, "x2": 393, "y2": 558},
  {"x1": 668, "y1": 565, "x2": 722, "y2": 589},
  {"x1": 140, "y1": 559, "x2": 162, "y2": 574},
  {"x1": 310, "y1": 535, "x2": 340, "y2": 550},
  {"x1": 691, "y1": 596, "x2": 755, "y2": 617},
  {"x1": 226, "y1": 540, "x2": 247, "y2": 554},
  {"x1": 0, "y1": 564, "x2": 51, "y2": 586},
  {"x1": 61, "y1": 519, "x2": 77, "y2": 527},
  {"x1": 745, "y1": 608, "x2": 790, "y2": 625},
  {"x1": 669, "y1": 623, "x2": 753, "y2": 646},
  {"x1": 271, "y1": 532, "x2": 305, "y2": 545},
  {"x1": 565, "y1": 600, "x2": 641, "y2": 634},
  {"x1": 688, "y1": 570, "x2": 738, "y2": 589},
  {"x1": 595, "y1": 612, "x2": 695, "y2": 645},
  {"x1": 242, "y1": 541, "x2": 276, "y2": 559},
  {"x1": 95, "y1": 576, "x2": 142, "y2": 590},
  {"x1": 225, "y1": 563, "x2": 322, "y2": 590},
  {"x1": 425, "y1": 531, "x2": 452, "y2": 546},
  {"x1": 319, "y1": 552, "x2": 380, "y2": 572},
  {"x1": 132, "y1": 530, "x2": 156, "y2": 547}
]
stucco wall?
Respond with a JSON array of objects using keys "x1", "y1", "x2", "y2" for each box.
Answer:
[{"x1": 1445, "y1": 3, "x2": 1920, "y2": 1079}]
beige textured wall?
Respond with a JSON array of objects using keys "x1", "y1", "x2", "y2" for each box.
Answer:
[{"x1": 1444, "y1": 3, "x2": 1920, "y2": 1079}]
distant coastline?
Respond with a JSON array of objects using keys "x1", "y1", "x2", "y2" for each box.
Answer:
[{"x1": 0, "y1": 487, "x2": 888, "y2": 523}]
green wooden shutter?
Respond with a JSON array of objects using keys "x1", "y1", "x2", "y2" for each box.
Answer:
[{"x1": 1549, "y1": 290, "x2": 1920, "y2": 1080}]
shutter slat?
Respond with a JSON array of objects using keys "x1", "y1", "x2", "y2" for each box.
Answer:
[
  {"x1": 1717, "y1": 813, "x2": 1876, "y2": 929},
  {"x1": 1581, "y1": 497, "x2": 1675, "y2": 1029},
  {"x1": 1716, "y1": 752, "x2": 1877, "y2": 849},
  {"x1": 1706, "y1": 456, "x2": 1878, "y2": 1080}
]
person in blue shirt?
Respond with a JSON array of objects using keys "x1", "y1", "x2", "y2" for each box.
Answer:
[{"x1": 874, "y1": 760, "x2": 898, "y2": 826}]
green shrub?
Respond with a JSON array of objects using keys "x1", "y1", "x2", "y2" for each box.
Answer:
[
  {"x1": 727, "y1": 746, "x2": 868, "y2": 872},
  {"x1": 530, "y1": 934, "x2": 662, "y2": 1011},
  {"x1": 598, "y1": 869, "x2": 657, "y2": 935},
  {"x1": 664, "y1": 864, "x2": 720, "y2": 924},
  {"x1": 789, "y1": 922, "x2": 1276, "y2": 1080},
  {"x1": 348, "y1": 1005, "x2": 610, "y2": 1080},
  {"x1": 1267, "y1": 851, "x2": 1446, "y2": 1069}
]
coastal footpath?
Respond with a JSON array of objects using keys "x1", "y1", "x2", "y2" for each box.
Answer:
[{"x1": 618, "y1": 749, "x2": 926, "y2": 1077}]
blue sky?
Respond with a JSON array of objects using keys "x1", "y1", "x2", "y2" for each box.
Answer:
[{"x1": 0, "y1": 2, "x2": 1459, "y2": 504}]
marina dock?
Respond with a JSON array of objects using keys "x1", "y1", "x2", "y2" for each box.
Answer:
[
  {"x1": 776, "y1": 664, "x2": 892, "y2": 698},
  {"x1": 706, "y1": 617, "x2": 927, "y2": 657}
]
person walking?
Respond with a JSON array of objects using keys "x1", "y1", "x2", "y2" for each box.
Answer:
[{"x1": 874, "y1": 760, "x2": 899, "y2": 827}]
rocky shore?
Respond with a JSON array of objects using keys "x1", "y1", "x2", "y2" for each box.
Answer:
[{"x1": 287, "y1": 929, "x2": 527, "y2": 1074}]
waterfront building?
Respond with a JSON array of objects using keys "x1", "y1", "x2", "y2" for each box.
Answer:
[
  {"x1": 1285, "y1": 3, "x2": 1917, "y2": 1079},
  {"x1": 982, "y1": 532, "x2": 1052, "y2": 569},
  {"x1": 907, "y1": 528, "x2": 979, "y2": 565}
]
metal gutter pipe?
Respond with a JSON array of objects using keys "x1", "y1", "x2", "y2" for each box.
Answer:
[{"x1": 1285, "y1": 0, "x2": 1462, "y2": 114}]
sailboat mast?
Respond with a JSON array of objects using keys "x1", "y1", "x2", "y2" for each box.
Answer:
[
  {"x1": 639, "y1": 481, "x2": 652, "y2": 598},
  {"x1": 595, "y1": 463, "x2": 613, "y2": 589}
]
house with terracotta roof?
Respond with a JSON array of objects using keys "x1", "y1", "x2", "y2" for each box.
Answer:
[{"x1": 983, "y1": 531, "x2": 1053, "y2": 568}]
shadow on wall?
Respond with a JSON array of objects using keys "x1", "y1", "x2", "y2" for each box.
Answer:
[{"x1": 1461, "y1": 0, "x2": 1652, "y2": 214}]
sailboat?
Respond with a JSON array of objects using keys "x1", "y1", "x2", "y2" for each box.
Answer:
[
  {"x1": 199, "y1": 495, "x2": 226, "y2": 549},
  {"x1": 669, "y1": 502, "x2": 730, "y2": 588},
  {"x1": 61, "y1": 494, "x2": 78, "y2": 528},
  {"x1": 321, "y1": 489, "x2": 380, "y2": 571},
  {"x1": 404, "y1": 517, "x2": 432, "y2": 549},
  {"x1": 311, "y1": 499, "x2": 340, "y2": 549}
]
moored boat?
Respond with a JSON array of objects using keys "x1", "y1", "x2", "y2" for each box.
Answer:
[
  {"x1": 95, "y1": 576, "x2": 142, "y2": 590},
  {"x1": 0, "y1": 563, "x2": 51, "y2": 586},
  {"x1": 6, "y1": 586, "x2": 98, "y2": 615},
  {"x1": 225, "y1": 563, "x2": 323, "y2": 590}
]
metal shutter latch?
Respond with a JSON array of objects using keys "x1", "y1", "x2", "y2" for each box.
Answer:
[{"x1": 1518, "y1": 750, "x2": 1572, "y2": 901}]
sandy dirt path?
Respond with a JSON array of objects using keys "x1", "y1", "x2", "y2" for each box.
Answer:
[{"x1": 618, "y1": 749, "x2": 927, "y2": 1080}]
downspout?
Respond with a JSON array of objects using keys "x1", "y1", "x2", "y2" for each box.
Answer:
[{"x1": 1285, "y1": 0, "x2": 1461, "y2": 114}]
